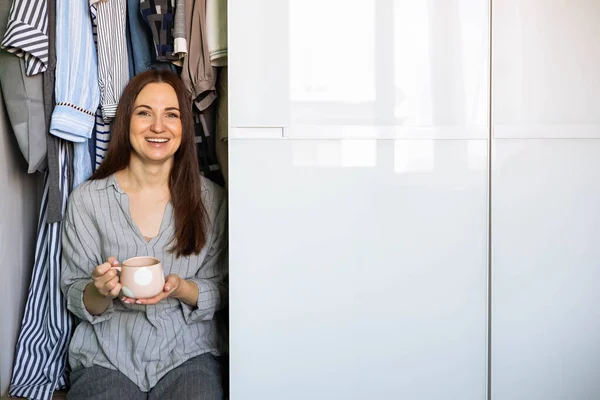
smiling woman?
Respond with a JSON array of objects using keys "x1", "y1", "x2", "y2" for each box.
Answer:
[
  {"x1": 60, "y1": 70, "x2": 227, "y2": 400},
  {"x1": 93, "y1": 70, "x2": 207, "y2": 256},
  {"x1": 129, "y1": 83, "x2": 183, "y2": 164}
]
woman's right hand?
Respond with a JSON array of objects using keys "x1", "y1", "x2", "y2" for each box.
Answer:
[{"x1": 91, "y1": 256, "x2": 122, "y2": 299}]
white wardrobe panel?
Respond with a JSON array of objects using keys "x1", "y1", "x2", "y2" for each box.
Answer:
[
  {"x1": 492, "y1": 139, "x2": 600, "y2": 400},
  {"x1": 493, "y1": 0, "x2": 600, "y2": 138},
  {"x1": 229, "y1": 0, "x2": 489, "y2": 137},
  {"x1": 229, "y1": 0, "x2": 290, "y2": 127},
  {"x1": 229, "y1": 138, "x2": 488, "y2": 400}
]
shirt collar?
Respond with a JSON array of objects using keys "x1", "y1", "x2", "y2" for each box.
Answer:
[
  {"x1": 95, "y1": 173, "x2": 208, "y2": 192},
  {"x1": 95, "y1": 174, "x2": 123, "y2": 193}
]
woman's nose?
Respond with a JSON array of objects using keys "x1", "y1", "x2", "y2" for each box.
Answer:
[{"x1": 150, "y1": 117, "x2": 164, "y2": 133}]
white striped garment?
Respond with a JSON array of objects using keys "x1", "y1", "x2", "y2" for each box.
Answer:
[
  {"x1": 90, "y1": 2, "x2": 98, "y2": 40},
  {"x1": 92, "y1": 0, "x2": 129, "y2": 121},
  {"x1": 8, "y1": 141, "x2": 74, "y2": 400},
  {"x1": 0, "y1": 0, "x2": 49, "y2": 76},
  {"x1": 94, "y1": 109, "x2": 111, "y2": 169},
  {"x1": 89, "y1": 5, "x2": 112, "y2": 171}
]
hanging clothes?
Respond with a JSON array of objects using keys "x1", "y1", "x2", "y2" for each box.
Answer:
[
  {"x1": 180, "y1": 0, "x2": 222, "y2": 186},
  {"x1": 215, "y1": 67, "x2": 228, "y2": 185},
  {"x1": 126, "y1": 0, "x2": 155, "y2": 75},
  {"x1": 8, "y1": 142, "x2": 74, "y2": 400},
  {"x1": 45, "y1": 0, "x2": 66, "y2": 225},
  {"x1": 49, "y1": 0, "x2": 99, "y2": 143},
  {"x1": 173, "y1": 0, "x2": 187, "y2": 62},
  {"x1": 89, "y1": 3, "x2": 112, "y2": 172},
  {"x1": 0, "y1": 0, "x2": 49, "y2": 75},
  {"x1": 125, "y1": 0, "x2": 177, "y2": 75},
  {"x1": 182, "y1": 0, "x2": 217, "y2": 112},
  {"x1": 0, "y1": 0, "x2": 47, "y2": 174},
  {"x1": 72, "y1": 139, "x2": 92, "y2": 187},
  {"x1": 93, "y1": 109, "x2": 111, "y2": 170},
  {"x1": 194, "y1": 103, "x2": 224, "y2": 187},
  {"x1": 140, "y1": 0, "x2": 180, "y2": 63},
  {"x1": 92, "y1": 0, "x2": 129, "y2": 121},
  {"x1": 9, "y1": 0, "x2": 97, "y2": 398},
  {"x1": 49, "y1": 0, "x2": 100, "y2": 188},
  {"x1": 206, "y1": 0, "x2": 227, "y2": 67}
]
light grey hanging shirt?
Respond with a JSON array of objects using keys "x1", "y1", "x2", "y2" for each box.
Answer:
[
  {"x1": 173, "y1": 0, "x2": 187, "y2": 60},
  {"x1": 61, "y1": 174, "x2": 228, "y2": 391}
]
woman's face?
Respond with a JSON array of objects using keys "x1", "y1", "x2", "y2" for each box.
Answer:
[{"x1": 129, "y1": 82, "x2": 183, "y2": 165}]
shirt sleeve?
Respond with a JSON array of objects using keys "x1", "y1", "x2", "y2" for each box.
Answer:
[
  {"x1": 93, "y1": 0, "x2": 129, "y2": 121},
  {"x1": 182, "y1": 190, "x2": 228, "y2": 324},
  {"x1": 61, "y1": 190, "x2": 114, "y2": 324},
  {"x1": 50, "y1": 0, "x2": 100, "y2": 142},
  {"x1": 181, "y1": 0, "x2": 217, "y2": 112},
  {"x1": 0, "y1": 0, "x2": 49, "y2": 76},
  {"x1": 173, "y1": 0, "x2": 187, "y2": 60}
]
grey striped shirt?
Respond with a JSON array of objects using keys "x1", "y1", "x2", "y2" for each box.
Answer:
[
  {"x1": 61, "y1": 174, "x2": 228, "y2": 391},
  {"x1": 92, "y1": 0, "x2": 129, "y2": 121}
]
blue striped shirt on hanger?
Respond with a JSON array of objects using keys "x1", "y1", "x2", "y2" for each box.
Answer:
[
  {"x1": 49, "y1": 0, "x2": 99, "y2": 143},
  {"x1": 50, "y1": 0, "x2": 100, "y2": 187}
]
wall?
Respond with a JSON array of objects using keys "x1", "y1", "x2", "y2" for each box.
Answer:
[{"x1": 0, "y1": 88, "x2": 42, "y2": 395}]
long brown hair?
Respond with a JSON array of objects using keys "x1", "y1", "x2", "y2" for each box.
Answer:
[{"x1": 91, "y1": 70, "x2": 206, "y2": 257}]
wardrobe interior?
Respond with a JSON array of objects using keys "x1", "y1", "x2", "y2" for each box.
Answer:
[{"x1": 1, "y1": 0, "x2": 228, "y2": 397}]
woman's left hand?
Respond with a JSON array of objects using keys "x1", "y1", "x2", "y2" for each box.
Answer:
[{"x1": 121, "y1": 274, "x2": 183, "y2": 305}]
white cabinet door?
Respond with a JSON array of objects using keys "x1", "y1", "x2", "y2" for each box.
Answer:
[
  {"x1": 229, "y1": 136, "x2": 488, "y2": 400},
  {"x1": 493, "y1": 2, "x2": 600, "y2": 398},
  {"x1": 230, "y1": 0, "x2": 489, "y2": 138},
  {"x1": 491, "y1": 140, "x2": 600, "y2": 400},
  {"x1": 493, "y1": 0, "x2": 600, "y2": 138}
]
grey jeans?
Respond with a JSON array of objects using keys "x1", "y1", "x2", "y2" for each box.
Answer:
[{"x1": 67, "y1": 353, "x2": 223, "y2": 400}]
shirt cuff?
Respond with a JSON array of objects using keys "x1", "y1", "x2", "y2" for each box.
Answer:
[
  {"x1": 50, "y1": 103, "x2": 96, "y2": 142},
  {"x1": 173, "y1": 37, "x2": 188, "y2": 59},
  {"x1": 210, "y1": 50, "x2": 227, "y2": 67},
  {"x1": 181, "y1": 279, "x2": 220, "y2": 324},
  {"x1": 194, "y1": 91, "x2": 217, "y2": 113},
  {"x1": 67, "y1": 280, "x2": 115, "y2": 324},
  {"x1": 101, "y1": 104, "x2": 118, "y2": 122},
  {"x1": 1, "y1": 20, "x2": 49, "y2": 76}
]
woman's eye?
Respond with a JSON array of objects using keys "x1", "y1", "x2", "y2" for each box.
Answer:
[
  {"x1": 166, "y1": 113, "x2": 180, "y2": 118},
  {"x1": 137, "y1": 111, "x2": 150, "y2": 116}
]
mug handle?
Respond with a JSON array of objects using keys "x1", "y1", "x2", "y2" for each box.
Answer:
[
  {"x1": 109, "y1": 264, "x2": 127, "y2": 298},
  {"x1": 110, "y1": 265, "x2": 122, "y2": 274}
]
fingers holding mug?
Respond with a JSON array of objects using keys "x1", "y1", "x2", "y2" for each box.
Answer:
[
  {"x1": 108, "y1": 282, "x2": 122, "y2": 299},
  {"x1": 92, "y1": 261, "x2": 111, "y2": 278},
  {"x1": 99, "y1": 274, "x2": 119, "y2": 298},
  {"x1": 92, "y1": 257, "x2": 122, "y2": 298}
]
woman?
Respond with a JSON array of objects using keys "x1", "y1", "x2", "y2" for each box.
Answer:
[{"x1": 61, "y1": 70, "x2": 227, "y2": 399}]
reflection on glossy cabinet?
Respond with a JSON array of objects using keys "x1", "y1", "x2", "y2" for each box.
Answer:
[
  {"x1": 230, "y1": 0, "x2": 489, "y2": 134},
  {"x1": 229, "y1": 138, "x2": 488, "y2": 400},
  {"x1": 491, "y1": 139, "x2": 600, "y2": 400},
  {"x1": 493, "y1": 0, "x2": 600, "y2": 138}
]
